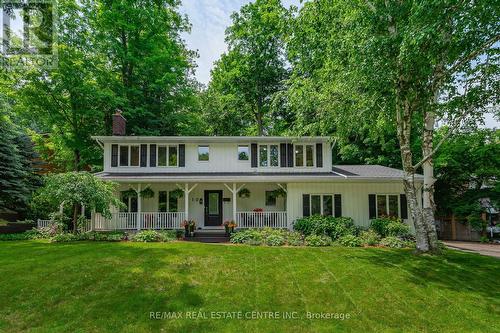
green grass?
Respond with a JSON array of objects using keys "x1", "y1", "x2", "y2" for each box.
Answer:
[{"x1": 0, "y1": 241, "x2": 498, "y2": 333}]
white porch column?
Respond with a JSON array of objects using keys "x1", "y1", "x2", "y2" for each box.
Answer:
[
  {"x1": 232, "y1": 183, "x2": 237, "y2": 222},
  {"x1": 185, "y1": 183, "x2": 189, "y2": 220},
  {"x1": 136, "y1": 184, "x2": 142, "y2": 231}
]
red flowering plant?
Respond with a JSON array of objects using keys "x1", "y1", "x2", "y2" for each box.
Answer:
[
  {"x1": 223, "y1": 220, "x2": 237, "y2": 235},
  {"x1": 253, "y1": 208, "x2": 264, "y2": 213}
]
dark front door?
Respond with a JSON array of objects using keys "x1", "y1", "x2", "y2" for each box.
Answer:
[{"x1": 204, "y1": 190, "x2": 223, "y2": 226}]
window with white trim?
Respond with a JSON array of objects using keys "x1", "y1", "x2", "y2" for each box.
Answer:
[
  {"x1": 259, "y1": 144, "x2": 279, "y2": 167},
  {"x1": 157, "y1": 145, "x2": 178, "y2": 167},
  {"x1": 238, "y1": 145, "x2": 249, "y2": 161},
  {"x1": 295, "y1": 144, "x2": 314, "y2": 167},
  {"x1": 118, "y1": 145, "x2": 139, "y2": 167},
  {"x1": 120, "y1": 192, "x2": 137, "y2": 212},
  {"x1": 376, "y1": 194, "x2": 400, "y2": 218},
  {"x1": 198, "y1": 145, "x2": 209, "y2": 161},
  {"x1": 158, "y1": 191, "x2": 178, "y2": 212},
  {"x1": 310, "y1": 194, "x2": 334, "y2": 216}
]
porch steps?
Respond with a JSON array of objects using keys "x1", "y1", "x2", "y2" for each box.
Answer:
[{"x1": 185, "y1": 230, "x2": 230, "y2": 243}]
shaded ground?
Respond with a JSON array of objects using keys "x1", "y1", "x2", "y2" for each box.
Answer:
[
  {"x1": 0, "y1": 241, "x2": 499, "y2": 332},
  {"x1": 444, "y1": 241, "x2": 500, "y2": 258}
]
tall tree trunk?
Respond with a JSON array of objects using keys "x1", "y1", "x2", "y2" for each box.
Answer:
[
  {"x1": 396, "y1": 95, "x2": 430, "y2": 252},
  {"x1": 74, "y1": 149, "x2": 81, "y2": 171},
  {"x1": 422, "y1": 110, "x2": 439, "y2": 251}
]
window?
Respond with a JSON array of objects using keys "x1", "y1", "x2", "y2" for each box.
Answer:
[
  {"x1": 238, "y1": 145, "x2": 249, "y2": 161},
  {"x1": 130, "y1": 146, "x2": 139, "y2": 166},
  {"x1": 310, "y1": 194, "x2": 334, "y2": 216},
  {"x1": 168, "y1": 146, "x2": 178, "y2": 166},
  {"x1": 158, "y1": 191, "x2": 178, "y2": 212},
  {"x1": 295, "y1": 144, "x2": 314, "y2": 167},
  {"x1": 295, "y1": 145, "x2": 304, "y2": 167},
  {"x1": 120, "y1": 191, "x2": 137, "y2": 212},
  {"x1": 119, "y1": 146, "x2": 129, "y2": 166},
  {"x1": 265, "y1": 191, "x2": 276, "y2": 206},
  {"x1": 157, "y1": 145, "x2": 178, "y2": 167},
  {"x1": 306, "y1": 145, "x2": 314, "y2": 167},
  {"x1": 198, "y1": 146, "x2": 209, "y2": 161},
  {"x1": 376, "y1": 194, "x2": 400, "y2": 218},
  {"x1": 158, "y1": 146, "x2": 167, "y2": 167},
  {"x1": 258, "y1": 144, "x2": 279, "y2": 167},
  {"x1": 270, "y1": 145, "x2": 279, "y2": 166},
  {"x1": 259, "y1": 145, "x2": 268, "y2": 166}
]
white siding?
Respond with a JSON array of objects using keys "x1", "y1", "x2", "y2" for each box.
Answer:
[
  {"x1": 103, "y1": 141, "x2": 331, "y2": 173},
  {"x1": 286, "y1": 182, "x2": 420, "y2": 230}
]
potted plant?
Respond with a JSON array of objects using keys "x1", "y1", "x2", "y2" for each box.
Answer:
[
  {"x1": 188, "y1": 220, "x2": 196, "y2": 237},
  {"x1": 238, "y1": 188, "x2": 251, "y2": 198},
  {"x1": 181, "y1": 220, "x2": 190, "y2": 238},
  {"x1": 223, "y1": 220, "x2": 237, "y2": 236}
]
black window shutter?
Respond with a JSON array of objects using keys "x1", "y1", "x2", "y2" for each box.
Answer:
[
  {"x1": 251, "y1": 143, "x2": 258, "y2": 168},
  {"x1": 400, "y1": 194, "x2": 408, "y2": 219},
  {"x1": 334, "y1": 194, "x2": 342, "y2": 217},
  {"x1": 111, "y1": 144, "x2": 118, "y2": 167},
  {"x1": 368, "y1": 194, "x2": 376, "y2": 219},
  {"x1": 280, "y1": 143, "x2": 287, "y2": 167},
  {"x1": 303, "y1": 194, "x2": 310, "y2": 217},
  {"x1": 316, "y1": 143, "x2": 323, "y2": 167},
  {"x1": 149, "y1": 144, "x2": 157, "y2": 167},
  {"x1": 140, "y1": 144, "x2": 147, "y2": 167},
  {"x1": 287, "y1": 143, "x2": 294, "y2": 167},
  {"x1": 178, "y1": 144, "x2": 185, "y2": 167}
]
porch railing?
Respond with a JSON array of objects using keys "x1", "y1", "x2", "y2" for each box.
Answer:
[
  {"x1": 37, "y1": 219, "x2": 92, "y2": 232},
  {"x1": 92, "y1": 212, "x2": 185, "y2": 231},
  {"x1": 236, "y1": 211, "x2": 287, "y2": 229},
  {"x1": 37, "y1": 219, "x2": 52, "y2": 228}
]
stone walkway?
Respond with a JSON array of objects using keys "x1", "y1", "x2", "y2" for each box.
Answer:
[{"x1": 443, "y1": 241, "x2": 500, "y2": 258}]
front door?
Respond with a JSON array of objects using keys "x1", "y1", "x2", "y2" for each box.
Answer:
[{"x1": 204, "y1": 190, "x2": 223, "y2": 226}]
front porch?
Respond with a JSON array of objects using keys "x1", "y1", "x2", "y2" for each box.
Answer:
[{"x1": 91, "y1": 182, "x2": 288, "y2": 231}]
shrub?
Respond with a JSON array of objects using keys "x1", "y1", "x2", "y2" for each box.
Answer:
[
  {"x1": 359, "y1": 229, "x2": 381, "y2": 246},
  {"x1": 380, "y1": 236, "x2": 407, "y2": 249},
  {"x1": 480, "y1": 236, "x2": 489, "y2": 243},
  {"x1": 230, "y1": 229, "x2": 262, "y2": 244},
  {"x1": 305, "y1": 234, "x2": 332, "y2": 247},
  {"x1": 131, "y1": 230, "x2": 160, "y2": 242},
  {"x1": 50, "y1": 233, "x2": 82, "y2": 242},
  {"x1": 157, "y1": 230, "x2": 177, "y2": 242},
  {"x1": 286, "y1": 231, "x2": 304, "y2": 246},
  {"x1": 294, "y1": 216, "x2": 356, "y2": 240},
  {"x1": 0, "y1": 233, "x2": 30, "y2": 241},
  {"x1": 265, "y1": 233, "x2": 286, "y2": 246},
  {"x1": 371, "y1": 217, "x2": 410, "y2": 238},
  {"x1": 84, "y1": 231, "x2": 127, "y2": 241},
  {"x1": 337, "y1": 234, "x2": 361, "y2": 247}
]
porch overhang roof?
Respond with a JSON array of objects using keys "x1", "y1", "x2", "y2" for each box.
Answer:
[{"x1": 93, "y1": 171, "x2": 415, "y2": 183}]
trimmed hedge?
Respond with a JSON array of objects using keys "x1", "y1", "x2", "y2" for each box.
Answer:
[{"x1": 293, "y1": 216, "x2": 357, "y2": 240}]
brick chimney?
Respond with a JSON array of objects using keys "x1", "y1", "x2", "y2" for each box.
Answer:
[{"x1": 112, "y1": 109, "x2": 126, "y2": 136}]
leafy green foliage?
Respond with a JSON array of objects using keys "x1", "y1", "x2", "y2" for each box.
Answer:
[
  {"x1": 204, "y1": 0, "x2": 290, "y2": 135},
  {"x1": 294, "y1": 216, "x2": 356, "y2": 240},
  {"x1": 434, "y1": 129, "x2": 499, "y2": 217},
  {"x1": 131, "y1": 230, "x2": 177, "y2": 243},
  {"x1": 304, "y1": 234, "x2": 332, "y2": 247},
  {"x1": 380, "y1": 237, "x2": 408, "y2": 249},
  {"x1": 359, "y1": 230, "x2": 381, "y2": 246},
  {"x1": 370, "y1": 217, "x2": 410, "y2": 239},
  {"x1": 337, "y1": 234, "x2": 361, "y2": 247},
  {"x1": 230, "y1": 228, "x2": 303, "y2": 246}
]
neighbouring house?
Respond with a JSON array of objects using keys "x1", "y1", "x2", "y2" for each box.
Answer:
[{"x1": 90, "y1": 111, "x2": 421, "y2": 231}]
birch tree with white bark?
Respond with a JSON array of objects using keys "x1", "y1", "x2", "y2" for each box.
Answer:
[{"x1": 287, "y1": 0, "x2": 499, "y2": 252}]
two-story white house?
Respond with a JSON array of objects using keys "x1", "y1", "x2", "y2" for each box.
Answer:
[{"x1": 91, "y1": 112, "x2": 421, "y2": 231}]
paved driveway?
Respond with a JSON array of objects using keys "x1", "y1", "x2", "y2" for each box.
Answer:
[{"x1": 444, "y1": 241, "x2": 500, "y2": 258}]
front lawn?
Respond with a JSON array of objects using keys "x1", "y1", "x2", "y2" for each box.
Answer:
[{"x1": 0, "y1": 242, "x2": 498, "y2": 332}]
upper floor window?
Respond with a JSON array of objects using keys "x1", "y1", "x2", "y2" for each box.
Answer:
[
  {"x1": 238, "y1": 145, "x2": 249, "y2": 161},
  {"x1": 198, "y1": 145, "x2": 209, "y2": 161},
  {"x1": 295, "y1": 144, "x2": 314, "y2": 167},
  {"x1": 376, "y1": 194, "x2": 400, "y2": 218},
  {"x1": 119, "y1": 145, "x2": 139, "y2": 167},
  {"x1": 158, "y1": 145, "x2": 178, "y2": 167},
  {"x1": 259, "y1": 144, "x2": 279, "y2": 167}
]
